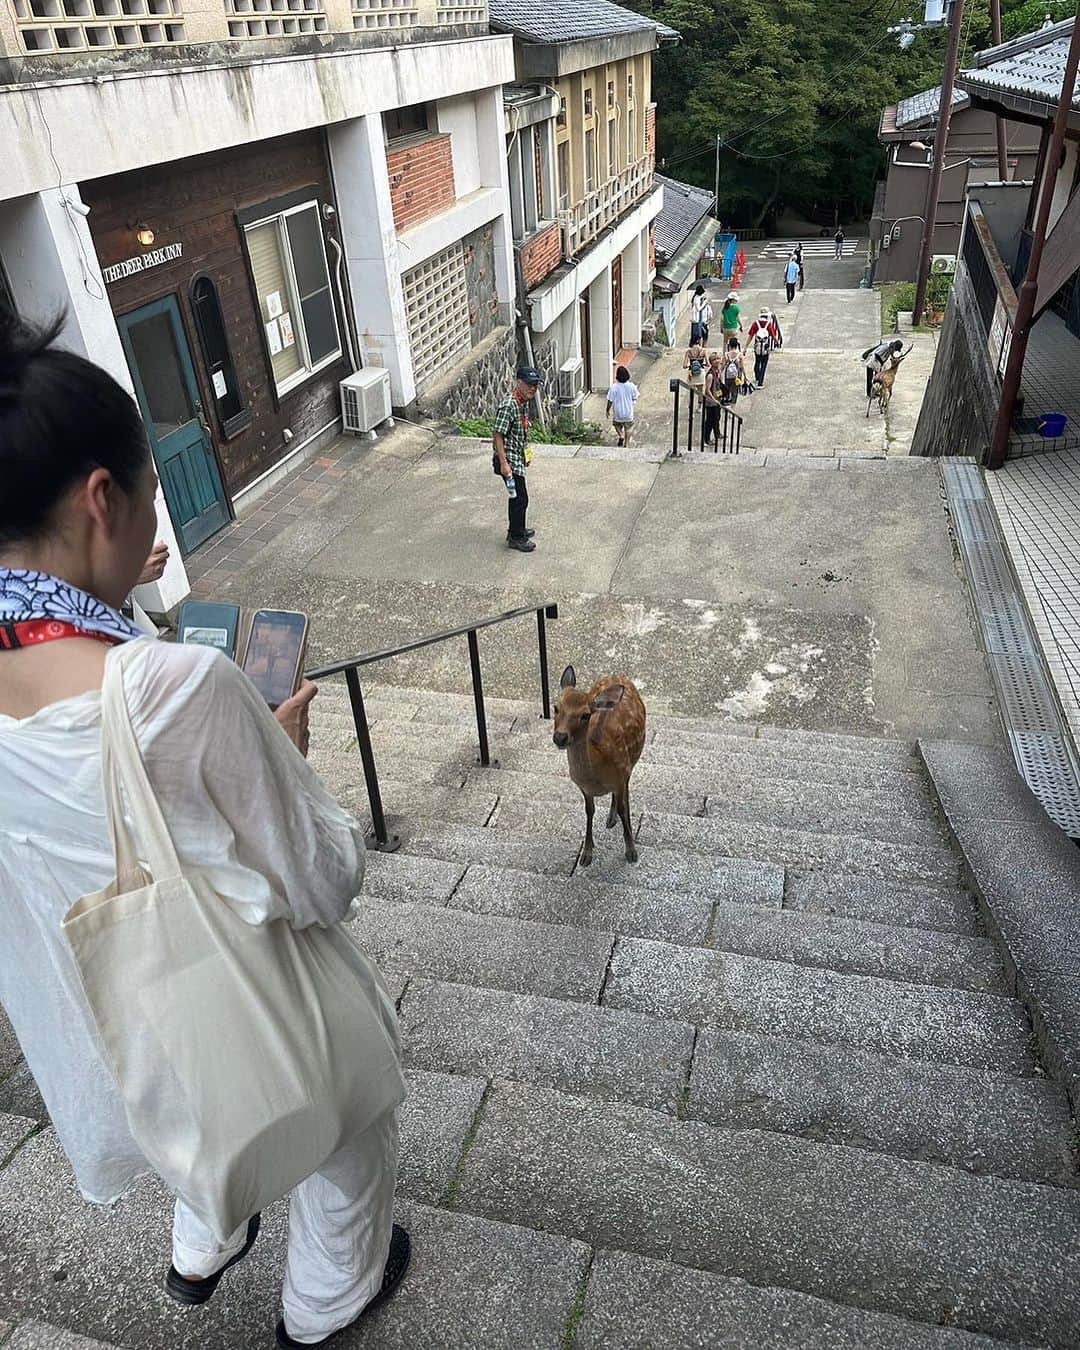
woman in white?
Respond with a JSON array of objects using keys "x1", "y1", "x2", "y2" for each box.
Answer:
[{"x1": 0, "y1": 318, "x2": 408, "y2": 1347}]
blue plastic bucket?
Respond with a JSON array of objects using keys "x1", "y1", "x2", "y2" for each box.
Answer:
[{"x1": 1038, "y1": 413, "x2": 1067, "y2": 438}]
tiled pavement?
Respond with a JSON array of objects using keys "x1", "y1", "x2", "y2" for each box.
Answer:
[
  {"x1": 1012, "y1": 311, "x2": 1080, "y2": 457},
  {"x1": 186, "y1": 437, "x2": 368, "y2": 597},
  {"x1": 986, "y1": 445, "x2": 1080, "y2": 749}
]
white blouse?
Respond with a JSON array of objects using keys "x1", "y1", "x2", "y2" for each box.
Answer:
[{"x1": 0, "y1": 638, "x2": 370, "y2": 1204}]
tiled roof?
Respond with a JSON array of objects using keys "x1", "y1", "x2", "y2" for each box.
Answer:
[
  {"x1": 894, "y1": 85, "x2": 970, "y2": 129},
  {"x1": 653, "y1": 173, "x2": 714, "y2": 259},
  {"x1": 961, "y1": 19, "x2": 1080, "y2": 108},
  {"x1": 489, "y1": 0, "x2": 678, "y2": 44}
]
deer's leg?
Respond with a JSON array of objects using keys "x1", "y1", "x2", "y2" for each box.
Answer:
[
  {"x1": 606, "y1": 793, "x2": 618, "y2": 829},
  {"x1": 619, "y1": 781, "x2": 638, "y2": 863},
  {"x1": 581, "y1": 793, "x2": 596, "y2": 867}
]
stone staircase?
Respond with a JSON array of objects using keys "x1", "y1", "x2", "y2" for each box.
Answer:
[{"x1": 2, "y1": 680, "x2": 1080, "y2": 1347}]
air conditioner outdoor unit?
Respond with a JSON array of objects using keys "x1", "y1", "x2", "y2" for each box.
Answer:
[
  {"x1": 931, "y1": 254, "x2": 958, "y2": 274},
  {"x1": 558, "y1": 357, "x2": 584, "y2": 403},
  {"x1": 340, "y1": 367, "x2": 393, "y2": 438},
  {"x1": 559, "y1": 391, "x2": 586, "y2": 426}
]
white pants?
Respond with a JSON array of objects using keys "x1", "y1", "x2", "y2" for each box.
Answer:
[{"x1": 171, "y1": 1108, "x2": 399, "y2": 1343}]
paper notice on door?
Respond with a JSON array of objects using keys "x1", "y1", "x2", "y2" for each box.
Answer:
[
  {"x1": 212, "y1": 369, "x2": 228, "y2": 399},
  {"x1": 266, "y1": 290, "x2": 283, "y2": 319},
  {"x1": 265, "y1": 318, "x2": 282, "y2": 355},
  {"x1": 278, "y1": 312, "x2": 295, "y2": 349}
]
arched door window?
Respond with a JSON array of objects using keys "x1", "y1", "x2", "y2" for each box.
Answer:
[{"x1": 190, "y1": 275, "x2": 250, "y2": 437}]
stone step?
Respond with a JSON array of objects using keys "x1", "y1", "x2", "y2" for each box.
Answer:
[
  {"x1": 785, "y1": 870, "x2": 981, "y2": 937},
  {"x1": 362, "y1": 852, "x2": 468, "y2": 905},
  {"x1": 463, "y1": 765, "x2": 707, "y2": 819},
  {"x1": 576, "y1": 1248, "x2": 1010, "y2": 1349},
  {"x1": 452, "y1": 1079, "x2": 1080, "y2": 1345},
  {"x1": 399, "y1": 978, "x2": 693, "y2": 1114},
  {"x1": 688, "y1": 1029, "x2": 1077, "y2": 1187},
  {"x1": 448, "y1": 862, "x2": 717, "y2": 946},
  {"x1": 482, "y1": 750, "x2": 940, "y2": 822},
  {"x1": 0, "y1": 1118, "x2": 589, "y2": 1349},
  {"x1": 603, "y1": 938, "x2": 1035, "y2": 1073},
  {"x1": 397, "y1": 819, "x2": 785, "y2": 901},
  {"x1": 435, "y1": 862, "x2": 999, "y2": 992},
  {"x1": 638, "y1": 811, "x2": 958, "y2": 886},
  {"x1": 308, "y1": 739, "x2": 455, "y2": 788},
  {"x1": 5, "y1": 1324, "x2": 120, "y2": 1349},
  {"x1": 0, "y1": 1111, "x2": 36, "y2": 1163},
  {"x1": 348, "y1": 900, "x2": 612, "y2": 1002},
  {"x1": 322, "y1": 777, "x2": 498, "y2": 830},
  {"x1": 641, "y1": 736, "x2": 923, "y2": 791},
  {"x1": 653, "y1": 722, "x2": 920, "y2": 771}
]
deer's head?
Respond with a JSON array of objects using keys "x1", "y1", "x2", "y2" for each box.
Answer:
[{"x1": 552, "y1": 665, "x2": 625, "y2": 749}]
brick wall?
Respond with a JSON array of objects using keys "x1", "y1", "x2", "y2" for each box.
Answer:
[
  {"x1": 645, "y1": 102, "x2": 656, "y2": 170},
  {"x1": 387, "y1": 134, "x2": 456, "y2": 233},
  {"x1": 519, "y1": 221, "x2": 563, "y2": 291}
]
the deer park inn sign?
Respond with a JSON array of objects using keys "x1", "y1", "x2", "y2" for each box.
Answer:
[{"x1": 102, "y1": 243, "x2": 183, "y2": 285}]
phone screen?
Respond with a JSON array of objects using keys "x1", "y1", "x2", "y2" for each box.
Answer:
[{"x1": 241, "y1": 610, "x2": 307, "y2": 709}]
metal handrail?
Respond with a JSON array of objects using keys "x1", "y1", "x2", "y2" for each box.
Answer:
[
  {"x1": 668, "y1": 376, "x2": 743, "y2": 457},
  {"x1": 306, "y1": 602, "x2": 559, "y2": 852}
]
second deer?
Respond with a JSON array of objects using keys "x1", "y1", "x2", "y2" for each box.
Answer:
[
  {"x1": 869, "y1": 344, "x2": 912, "y2": 416},
  {"x1": 552, "y1": 665, "x2": 647, "y2": 866}
]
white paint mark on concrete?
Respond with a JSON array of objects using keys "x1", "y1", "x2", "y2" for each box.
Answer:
[
  {"x1": 621, "y1": 602, "x2": 669, "y2": 637},
  {"x1": 740, "y1": 616, "x2": 763, "y2": 646}
]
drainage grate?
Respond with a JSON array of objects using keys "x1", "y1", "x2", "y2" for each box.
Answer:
[{"x1": 943, "y1": 459, "x2": 1080, "y2": 838}]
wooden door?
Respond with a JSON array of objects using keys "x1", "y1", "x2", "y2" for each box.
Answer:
[
  {"x1": 611, "y1": 255, "x2": 623, "y2": 355},
  {"x1": 119, "y1": 295, "x2": 230, "y2": 556}
]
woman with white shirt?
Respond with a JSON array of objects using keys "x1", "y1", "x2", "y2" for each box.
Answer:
[{"x1": 0, "y1": 317, "x2": 408, "y2": 1347}]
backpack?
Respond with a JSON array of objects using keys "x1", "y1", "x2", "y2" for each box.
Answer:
[
  {"x1": 689, "y1": 357, "x2": 703, "y2": 377},
  {"x1": 754, "y1": 329, "x2": 772, "y2": 356},
  {"x1": 724, "y1": 357, "x2": 740, "y2": 381}
]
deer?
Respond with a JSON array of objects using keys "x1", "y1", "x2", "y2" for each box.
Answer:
[
  {"x1": 552, "y1": 665, "x2": 647, "y2": 867},
  {"x1": 870, "y1": 344, "x2": 912, "y2": 415}
]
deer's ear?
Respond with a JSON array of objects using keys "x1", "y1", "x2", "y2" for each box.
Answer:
[
  {"x1": 591, "y1": 684, "x2": 625, "y2": 713},
  {"x1": 560, "y1": 665, "x2": 577, "y2": 689}
]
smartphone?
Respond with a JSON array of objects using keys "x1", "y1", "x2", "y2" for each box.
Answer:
[
  {"x1": 177, "y1": 601, "x2": 240, "y2": 658},
  {"x1": 240, "y1": 609, "x2": 308, "y2": 710}
]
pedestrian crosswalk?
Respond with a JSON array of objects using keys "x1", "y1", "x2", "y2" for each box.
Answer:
[{"x1": 758, "y1": 239, "x2": 861, "y2": 258}]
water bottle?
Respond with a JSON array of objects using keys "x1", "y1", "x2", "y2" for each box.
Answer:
[{"x1": 505, "y1": 473, "x2": 517, "y2": 499}]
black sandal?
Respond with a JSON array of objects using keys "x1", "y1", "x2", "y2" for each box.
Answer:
[
  {"x1": 165, "y1": 1212, "x2": 261, "y2": 1307},
  {"x1": 275, "y1": 1224, "x2": 411, "y2": 1347}
]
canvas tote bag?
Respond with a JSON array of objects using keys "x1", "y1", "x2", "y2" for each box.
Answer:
[{"x1": 62, "y1": 645, "x2": 404, "y2": 1241}]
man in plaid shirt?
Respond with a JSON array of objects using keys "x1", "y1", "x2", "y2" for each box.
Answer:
[{"x1": 492, "y1": 366, "x2": 541, "y2": 553}]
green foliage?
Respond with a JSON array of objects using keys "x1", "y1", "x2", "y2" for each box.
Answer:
[
  {"x1": 453, "y1": 412, "x2": 604, "y2": 445},
  {"x1": 926, "y1": 270, "x2": 954, "y2": 313},
  {"x1": 630, "y1": 0, "x2": 1000, "y2": 225},
  {"x1": 881, "y1": 281, "x2": 916, "y2": 330},
  {"x1": 1002, "y1": 0, "x2": 1070, "y2": 38},
  {"x1": 654, "y1": 315, "x2": 670, "y2": 346}
]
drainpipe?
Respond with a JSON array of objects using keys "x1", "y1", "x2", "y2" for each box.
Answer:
[
  {"x1": 986, "y1": 7, "x2": 1080, "y2": 471},
  {"x1": 913, "y1": 0, "x2": 966, "y2": 327},
  {"x1": 513, "y1": 248, "x2": 548, "y2": 428},
  {"x1": 989, "y1": 0, "x2": 1009, "y2": 181}
]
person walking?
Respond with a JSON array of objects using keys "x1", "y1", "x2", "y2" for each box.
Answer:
[
  {"x1": 834, "y1": 226, "x2": 845, "y2": 260},
  {"x1": 0, "y1": 317, "x2": 409, "y2": 1349},
  {"x1": 606, "y1": 365, "x2": 639, "y2": 447},
  {"x1": 784, "y1": 252, "x2": 799, "y2": 303},
  {"x1": 702, "y1": 351, "x2": 723, "y2": 446},
  {"x1": 690, "y1": 285, "x2": 713, "y2": 344},
  {"x1": 796, "y1": 242, "x2": 806, "y2": 291},
  {"x1": 745, "y1": 307, "x2": 780, "y2": 387},
  {"x1": 493, "y1": 366, "x2": 541, "y2": 553},
  {"x1": 720, "y1": 292, "x2": 742, "y2": 349},
  {"x1": 861, "y1": 338, "x2": 904, "y2": 400},
  {"x1": 721, "y1": 338, "x2": 745, "y2": 404},
  {"x1": 683, "y1": 336, "x2": 708, "y2": 396}
]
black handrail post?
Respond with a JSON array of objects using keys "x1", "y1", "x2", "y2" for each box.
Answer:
[
  {"x1": 537, "y1": 607, "x2": 552, "y2": 719},
  {"x1": 669, "y1": 377, "x2": 680, "y2": 458},
  {"x1": 345, "y1": 666, "x2": 399, "y2": 853},
  {"x1": 699, "y1": 394, "x2": 706, "y2": 453},
  {"x1": 467, "y1": 628, "x2": 491, "y2": 766},
  {"x1": 686, "y1": 386, "x2": 694, "y2": 457}
]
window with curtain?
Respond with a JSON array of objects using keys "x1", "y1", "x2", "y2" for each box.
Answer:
[
  {"x1": 244, "y1": 200, "x2": 340, "y2": 395},
  {"x1": 585, "y1": 129, "x2": 596, "y2": 193}
]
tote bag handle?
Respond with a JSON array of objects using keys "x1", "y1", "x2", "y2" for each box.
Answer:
[{"x1": 100, "y1": 647, "x2": 184, "y2": 885}]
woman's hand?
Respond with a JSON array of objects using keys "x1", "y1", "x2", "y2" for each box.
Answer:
[
  {"x1": 137, "y1": 540, "x2": 169, "y2": 585},
  {"x1": 274, "y1": 680, "x2": 317, "y2": 757}
]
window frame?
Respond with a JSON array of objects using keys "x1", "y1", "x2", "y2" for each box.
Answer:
[
  {"x1": 189, "y1": 272, "x2": 251, "y2": 439},
  {"x1": 583, "y1": 87, "x2": 593, "y2": 118},
  {"x1": 383, "y1": 103, "x2": 431, "y2": 145},
  {"x1": 241, "y1": 198, "x2": 342, "y2": 399}
]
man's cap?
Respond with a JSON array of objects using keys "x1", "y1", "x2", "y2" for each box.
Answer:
[
  {"x1": 516, "y1": 366, "x2": 543, "y2": 386},
  {"x1": 759, "y1": 307, "x2": 769, "y2": 318}
]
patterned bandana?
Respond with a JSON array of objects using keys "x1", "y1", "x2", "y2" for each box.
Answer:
[{"x1": 0, "y1": 568, "x2": 143, "y2": 647}]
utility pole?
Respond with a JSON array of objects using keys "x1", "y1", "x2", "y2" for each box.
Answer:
[
  {"x1": 986, "y1": 7, "x2": 1080, "y2": 470},
  {"x1": 714, "y1": 133, "x2": 721, "y2": 215},
  {"x1": 989, "y1": 0, "x2": 1009, "y2": 180},
  {"x1": 912, "y1": 0, "x2": 966, "y2": 326}
]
